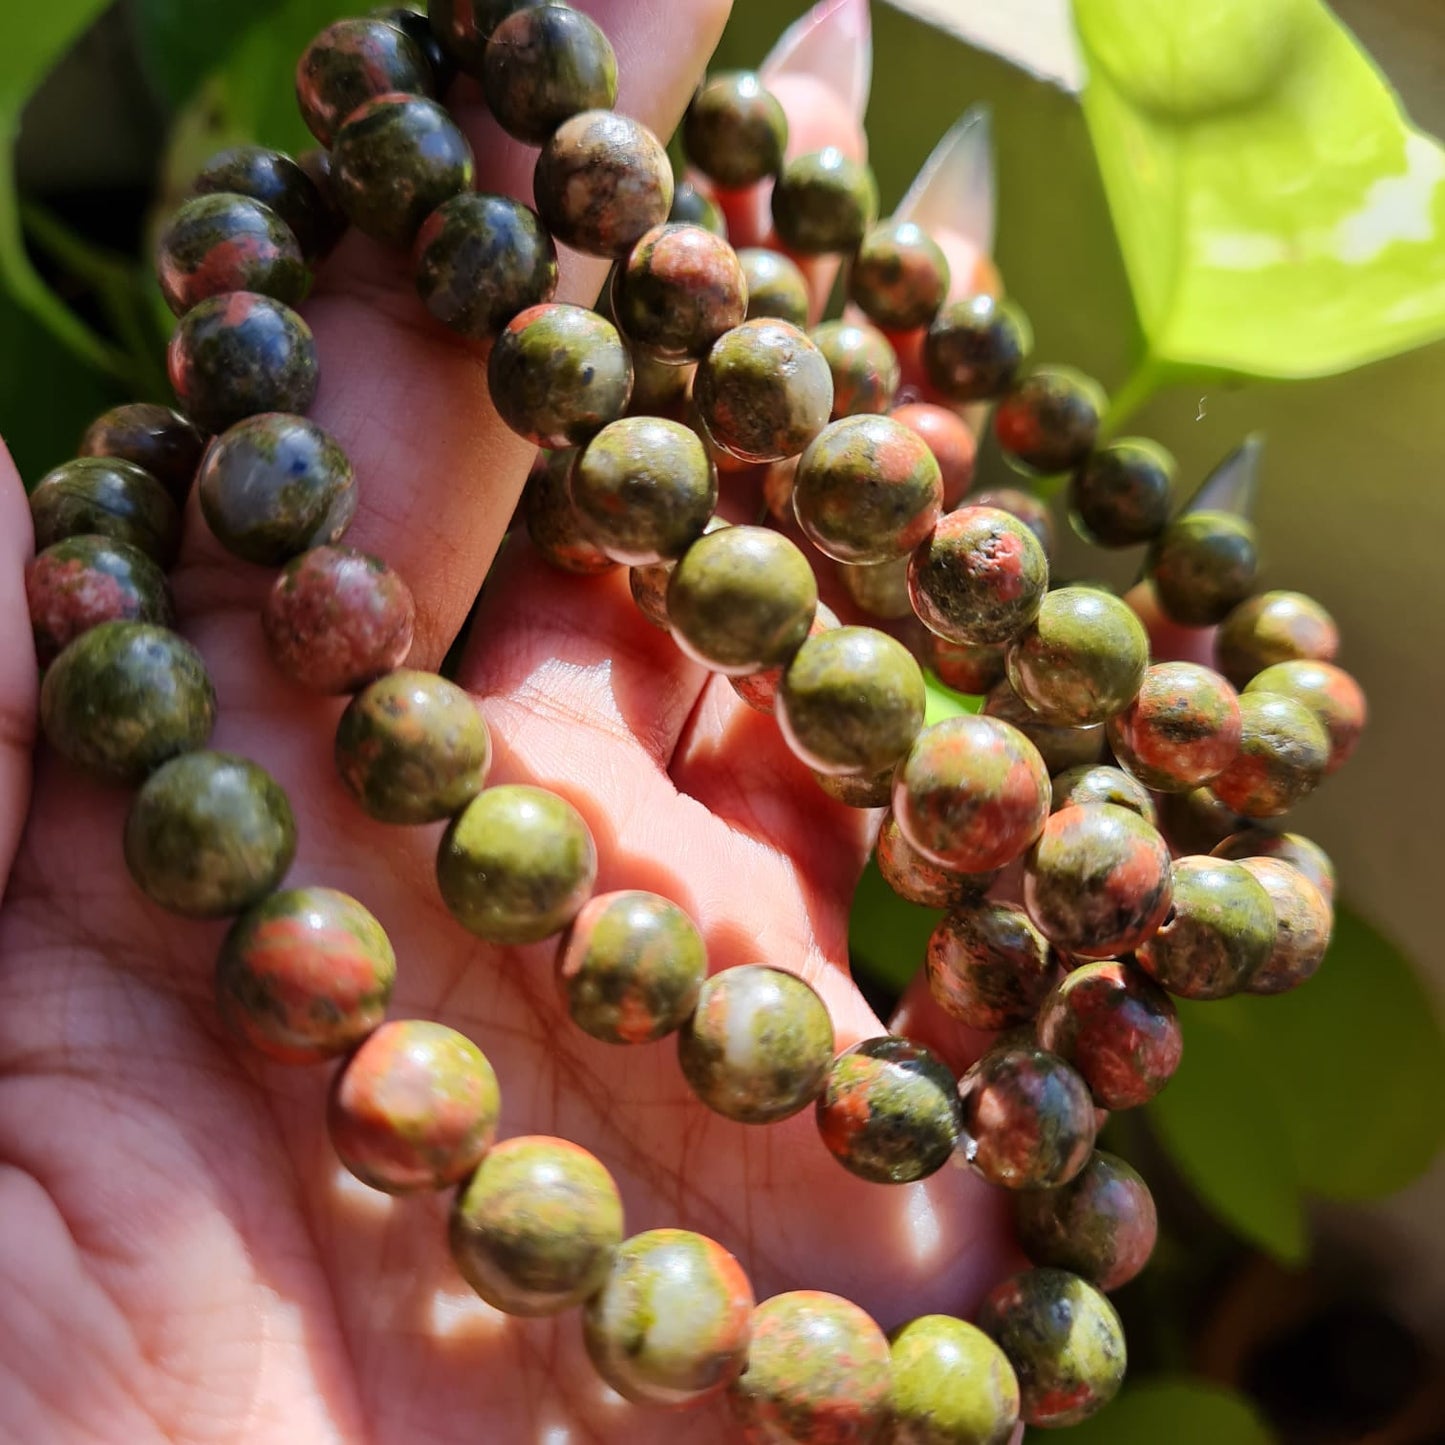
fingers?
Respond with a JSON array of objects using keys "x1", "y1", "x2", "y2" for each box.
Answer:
[{"x1": 0, "y1": 444, "x2": 35, "y2": 901}]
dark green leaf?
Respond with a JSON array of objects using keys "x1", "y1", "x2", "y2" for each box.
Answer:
[
  {"x1": 1063, "y1": 1378, "x2": 1276, "y2": 1445},
  {"x1": 131, "y1": 0, "x2": 290, "y2": 109}
]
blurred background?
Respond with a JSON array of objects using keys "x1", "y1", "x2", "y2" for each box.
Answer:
[{"x1": 3, "y1": 0, "x2": 1443, "y2": 1438}]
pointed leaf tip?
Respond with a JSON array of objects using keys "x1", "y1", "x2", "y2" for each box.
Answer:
[
  {"x1": 761, "y1": 0, "x2": 872, "y2": 120},
  {"x1": 1183, "y1": 434, "x2": 1265, "y2": 519},
  {"x1": 894, "y1": 105, "x2": 996, "y2": 254}
]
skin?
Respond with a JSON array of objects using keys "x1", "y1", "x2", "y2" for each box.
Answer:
[{"x1": 0, "y1": 17, "x2": 1023, "y2": 1443}]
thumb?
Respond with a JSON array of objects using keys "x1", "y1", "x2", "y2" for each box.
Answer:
[{"x1": 0, "y1": 440, "x2": 37, "y2": 901}]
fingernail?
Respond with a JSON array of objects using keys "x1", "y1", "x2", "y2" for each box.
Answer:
[
  {"x1": 894, "y1": 106, "x2": 996, "y2": 255},
  {"x1": 1182, "y1": 432, "x2": 1265, "y2": 518},
  {"x1": 761, "y1": 0, "x2": 873, "y2": 119}
]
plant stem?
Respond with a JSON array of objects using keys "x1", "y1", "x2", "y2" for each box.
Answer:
[{"x1": 1103, "y1": 353, "x2": 1165, "y2": 436}]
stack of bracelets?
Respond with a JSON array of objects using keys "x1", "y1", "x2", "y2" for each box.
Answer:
[{"x1": 21, "y1": 1, "x2": 1369, "y2": 1439}]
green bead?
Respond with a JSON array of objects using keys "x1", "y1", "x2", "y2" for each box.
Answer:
[
  {"x1": 885, "y1": 1314, "x2": 1020, "y2": 1445},
  {"x1": 124, "y1": 751, "x2": 295, "y2": 917},
  {"x1": 1214, "y1": 825, "x2": 1335, "y2": 902},
  {"x1": 296, "y1": 16, "x2": 433, "y2": 147},
  {"x1": 191, "y1": 145, "x2": 339, "y2": 266},
  {"x1": 156, "y1": 193, "x2": 308, "y2": 317},
  {"x1": 374, "y1": 5, "x2": 456, "y2": 92},
  {"x1": 975, "y1": 1269, "x2": 1125, "y2": 1428},
  {"x1": 77, "y1": 401, "x2": 204, "y2": 505},
  {"x1": 993, "y1": 367, "x2": 1106, "y2": 476},
  {"x1": 877, "y1": 811, "x2": 998, "y2": 909},
  {"x1": 1208, "y1": 691, "x2": 1329, "y2": 817},
  {"x1": 1147, "y1": 509, "x2": 1260, "y2": 626},
  {"x1": 849, "y1": 220, "x2": 951, "y2": 332},
  {"x1": 771, "y1": 147, "x2": 879, "y2": 254},
  {"x1": 669, "y1": 180, "x2": 728, "y2": 237},
  {"x1": 923, "y1": 295, "x2": 1033, "y2": 404},
  {"x1": 40, "y1": 622, "x2": 215, "y2": 784},
  {"x1": 449, "y1": 1135, "x2": 623, "y2": 1315},
  {"x1": 30, "y1": 456, "x2": 180, "y2": 567},
  {"x1": 524, "y1": 448, "x2": 617, "y2": 575},
  {"x1": 814, "y1": 766, "x2": 896, "y2": 808},
  {"x1": 667, "y1": 524, "x2": 817, "y2": 675},
  {"x1": 1245, "y1": 659, "x2": 1365, "y2": 774},
  {"x1": 437, "y1": 784, "x2": 597, "y2": 943},
  {"x1": 683, "y1": 71, "x2": 788, "y2": 190},
  {"x1": 295, "y1": 147, "x2": 351, "y2": 259},
  {"x1": 777, "y1": 625, "x2": 925, "y2": 776},
  {"x1": 1050, "y1": 764, "x2": 1156, "y2": 824},
  {"x1": 839, "y1": 556, "x2": 913, "y2": 620},
  {"x1": 482, "y1": 3, "x2": 617, "y2": 145},
  {"x1": 428, "y1": 0, "x2": 533, "y2": 73},
  {"x1": 1107, "y1": 660, "x2": 1243, "y2": 793},
  {"x1": 983, "y1": 680, "x2": 1105, "y2": 775},
  {"x1": 811, "y1": 319, "x2": 900, "y2": 419},
  {"x1": 925, "y1": 902, "x2": 1056, "y2": 1031},
  {"x1": 1216, "y1": 589, "x2": 1339, "y2": 688},
  {"x1": 628, "y1": 514, "x2": 731, "y2": 627},
  {"x1": 678, "y1": 964, "x2": 834, "y2": 1124},
  {"x1": 1068, "y1": 438, "x2": 1175, "y2": 548},
  {"x1": 1005, "y1": 586, "x2": 1149, "y2": 727},
  {"x1": 738, "y1": 247, "x2": 809, "y2": 327},
  {"x1": 1239, "y1": 856, "x2": 1333, "y2": 995},
  {"x1": 334, "y1": 669, "x2": 490, "y2": 824}
]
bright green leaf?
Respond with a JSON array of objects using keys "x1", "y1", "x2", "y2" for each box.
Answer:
[
  {"x1": 131, "y1": 0, "x2": 290, "y2": 109},
  {"x1": 848, "y1": 855, "x2": 938, "y2": 996},
  {"x1": 1063, "y1": 1377, "x2": 1277, "y2": 1445},
  {"x1": 923, "y1": 672, "x2": 982, "y2": 726},
  {"x1": 1074, "y1": 0, "x2": 1445, "y2": 383},
  {"x1": 1149, "y1": 1005, "x2": 1308, "y2": 1263}
]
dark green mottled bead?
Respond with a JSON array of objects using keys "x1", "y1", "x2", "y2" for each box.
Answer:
[
  {"x1": 556, "y1": 889, "x2": 706, "y2": 1043},
  {"x1": 983, "y1": 681, "x2": 1105, "y2": 775},
  {"x1": 926, "y1": 902, "x2": 1056, "y2": 1031},
  {"x1": 678, "y1": 964, "x2": 834, "y2": 1124},
  {"x1": 413, "y1": 193, "x2": 558, "y2": 340},
  {"x1": 814, "y1": 765, "x2": 896, "y2": 808},
  {"x1": 168, "y1": 292, "x2": 318, "y2": 434},
  {"x1": 1213, "y1": 826, "x2": 1335, "y2": 903},
  {"x1": 534, "y1": 110, "x2": 673, "y2": 258},
  {"x1": 811, "y1": 320, "x2": 900, "y2": 419},
  {"x1": 296, "y1": 147, "x2": 351, "y2": 259},
  {"x1": 1246, "y1": 659, "x2": 1365, "y2": 774},
  {"x1": 877, "y1": 810, "x2": 998, "y2": 909},
  {"x1": 1157, "y1": 785, "x2": 1243, "y2": 856},
  {"x1": 628, "y1": 514, "x2": 729, "y2": 628},
  {"x1": 450, "y1": 1135, "x2": 623, "y2": 1315},
  {"x1": 1147, "y1": 509, "x2": 1259, "y2": 627},
  {"x1": 198, "y1": 413, "x2": 356, "y2": 566},
  {"x1": 438, "y1": 784, "x2": 597, "y2": 943},
  {"x1": 670, "y1": 180, "x2": 728, "y2": 237},
  {"x1": 216, "y1": 885, "x2": 396, "y2": 1063},
  {"x1": 79, "y1": 402, "x2": 205, "y2": 505},
  {"x1": 124, "y1": 751, "x2": 296, "y2": 917},
  {"x1": 570, "y1": 416, "x2": 717, "y2": 565},
  {"x1": 771, "y1": 147, "x2": 879, "y2": 255},
  {"x1": 923, "y1": 295, "x2": 1032, "y2": 403},
  {"x1": 428, "y1": 0, "x2": 533, "y2": 74},
  {"x1": 1023, "y1": 804, "x2": 1173, "y2": 959},
  {"x1": 667, "y1": 524, "x2": 817, "y2": 675},
  {"x1": 816, "y1": 1037, "x2": 962, "y2": 1184},
  {"x1": 29, "y1": 457, "x2": 180, "y2": 568},
  {"x1": 969, "y1": 487, "x2": 1055, "y2": 562},
  {"x1": 886, "y1": 1315, "x2": 1020, "y2": 1445},
  {"x1": 626, "y1": 348, "x2": 693, "y2": 415},
  {"x1": 156, "y1": 193, "x2": 308, "y2": 317},
  {"x1": 26, "y1": 535, "x2": 174, "y2": 668},
  {"x1": 40, "y1": 622, "x2": 216, "y2": 784},
  {"x1": 1135, "y1": 855, "x2": 1277, "y2": 999},
  {"x1": 1068, "y1": 438, "x2": 1175, "y2": 548},
  {"x1": 525, "y1": 448, "x2": 616, "y2": 575},
  {"x1": 335, "y1": 669, "x2": 490, "y2": 824},
  {"x1": 683, "y1": 71, "x2": 788, "y2": 190},
  {"x1": 1005, "y1": 586, "x2": 1149, "y2": 727},
  {"x1": 612, "y1": 223, "x2": 747, "y2": 364},
  {"x1": 1216, "y1": 590, "x2": 1339, "y2": 688},
  {"x1": 1238, "y1": 856, "x2": 1333, "y2": 995},
  {"x1": 908, "y1": 506, "x2": 1049, "y2": 647},
  {"x1": 332, "y1": 93, "x2": 474, "y2": 247},
  {"x1": 849, "y1": 221, "x2": 951, "y2": 332},
  {"x1": 694, "y1": 319, "x2": 833, "y2": 463},
  {"x1": 584, "y1": 1229, "x2": 755, "y2": 1406},
  {"x1": 295, "y1": 17, "x2": 432, "y2": 147},
  {"x1": 373, "y1": 5, "x2": 456, "y2": 92},
  {"x1": 1208, "y1": 691, "x2": 1329, "y2": 817},
  {"x1": 482, "y1": 3, "x2": 616, "y2": 145},
  {"x1": 840, "y1": 556, "x2": 913, "y2": 620},
  {"x1": 1107, "y1": 661, "x2": 1243, "y2": 792},
  {"x1": 739, "y1": 247, "x2": 809, "y2": 327},
  {"x1": 777, "y1": 626, "x2": 925, "y2": 776},
  {"x1": 728, "y1": 597, "x2": 837, "y2": 721},
  {"x1": 490, "y1": 303, "x2": 633, "y2": 448},
  {"x1": 976, "y1": 1269, "x2": 1125, "y2": 1428},
  {"x1": 994, "y1": 367, "x2": 1106, "y2": 476},
  {"x1": 192, "y1": 145, "x2": 339, "y2": 266},
  {"x1": 1050, "y1": 765, "x2": 1156, "y2": 825},
  {"x1": 729, "y1": 1291, "x2": 891, "y2": 1444},
  {"x1": 924, "y1": 634, "x2": 1007, "y2": 698}
]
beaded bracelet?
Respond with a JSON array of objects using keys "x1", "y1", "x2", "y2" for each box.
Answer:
[{"x1": 22, "y1": 2, "x2": 1367, "y2": 1439}]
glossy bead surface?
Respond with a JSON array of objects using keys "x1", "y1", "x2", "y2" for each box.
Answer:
[
  {"x1": 335, "y1": 669, "x2": 489, "y2": 823},
  {"x1": 982, "y1": 680, "x2": 1105, "y2": 775},
  {"x1": 669, "y1": 179, "x2": 728, "y2": 237},
  {"x1": 612, "y1": 223, "x2": 747, "y2": 365},
  {"x1": 584, "y1": 1229, "x2": 755, "y2": 1406},
  {"x1": 438, "y1": 784, "x2": 597, "y2": 943},
  {"x1": 1213, "y1": 827, "x2": 1335, "y2": 902},
  {"x1": 156, "y1": 193, "x2": 307, "y2": 317},
  {"x1": 923, "y1": 294, "x2": 1032, "y2": 404},
  {"x1": 1036, "y1": 961, "x2": 1182, "y2": 1109},
  {"x1": 1216, "y1": 590, "x2": 1339, "y2": 687},
  {"x1": 40, "y1": 622, "x2": 215, "y2": 784},
  {"x1": 923, "y1": 635, "x2": 1005, "y2": 698},
  {"x1": 848, "y1": 220, "x2": 950, "y2": 332},
  {"x1": 525, "y1": 448, "x2": 616, "y2": 575},
  {"x1": 1209, "y1": 691, "x2": 1330, "y2": 817},
  {"x1": 191, "y1": 145, "x2": 339, "y2": 265},
  {"x1": 556, "y1": 889, "x2": 707, "y2": 1043},
  {"x1": 1050, "y1": 764, "x2": 1156, "y2": 825},
  {"x1": 1068, "y1": 438, "x2": 1175, "y2": 548},
  {"x1": 449, "y1": 1135, "x2": 623, "y2": 1315},
  {"x1": 771, "y1": 147, "x2": 879, "y2": 254},
  {"x1": 374, "y1": 5, "x2": 456, "y2": 92},
  {"x1": 1147, "y1": 510, "x2": 1259, "y2": 627},
  {"x1": 216, "y1": 886, "x2": 395, "y2": 1063},
  {"x1": 886, "y1": 1314, "x2": 1020, "y2": 1445},
  {"x1": 926, "y1": 902, "x2": 1056, "y2": 1031},
  {"x1": 993, "y1": 367, "x2": 1105, "y2": 475},
  {"x1": 629, "y1": 514, "x2": 729, "y2": 627},
  {"x1": 876, "y1": 811, "x2": 998, "y2": 910},
  {"x1": 1107, "y1": 661, "x2": 1242, "y2": 793},
  {"x1": 329, "y1": 1020, "x2": 500, "y2": 1193},
  {"x1": 683, "y1": 71, "x2": 788, "y2": 190},
  {"x1": 1024, "y1": 804, "x2": 1173, "y2": 959},
  {"x1": 811, "y1": 320, "x2": 900, "y2": 419},
  {"x1": 739, "y1": 247, "x2": 809, "y2": 327},
  {"x1": 78, "y1": 402, "x2": 204, "y2": 505},
  {"x1": 813, "y1": 766, "x2": 896, "y2": 808},
  {"x1": 296, "y1": 17, "x2": 432, "y2": 147},
  {"x1": 482, "y1": 3, "x2": 616, "y2": 144},
  {"x1": 731, "y1": 601, "x2": 837, "y2": 716},
  {"x1": 1246, "y1": 660, "x2": 1365, "y2": 775},
  {"x1": 124, "y1": 751, "x2": 295, "y2": 917},
  {"x1": 294, "y1": 147, "x2": 351, "y2": 259},
  {"x1": 30, "y1": 456, "x2": 180, "y2": 567},
  {"x1": 678, "y1": 964, "x2": 834, "y2": 1124},
  {"x1": 428, "y1": 0, "x2": 532, "y2": 72},
  {"x1": 891, "y1": 402, "x2": 977, "y2": 509},
  {"x1": 1239, "y1": 856, "x2": 1333, "y2": 994},
  {"x1": 1157, "y1": 785, "x2": 1243, "y2": 856},
  {"x1": 839, "y1": 556, "x2": 912, "y2": 620}
]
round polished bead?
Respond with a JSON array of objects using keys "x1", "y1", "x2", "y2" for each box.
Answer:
[
  {"x1": 77, "y1": 402, "x2": 202, "y2": 506},
  {"x1": 626, "y1": 348, "x2": 693, "y2": 416},
  {"x1": 678, "y1": 964, "x2": 834, "y2": 1124},
  {"x1": 329, "y1": 1020, "x2": 500, "y2": 1193},
  {"x1": 923, "y1": 634, "x2": 1005, "y2": 699},
  {"x1": 1147, "y1": 510, "x2": 1259, "y2": 627},
  {"x1": 976, "y1": 1269, "x2": 1125, "y2": 1428},
  {"x1": 30, "y1": 456, "x2": 180, "y2": 567},
  {"x1": 629, "y1": 514, "x2": 729, "y2": 628},
  {"x1": 837, "y1": 556, "x2": 910, "y2": 620},
  {"x1": 771, "y1": 147, "x2": 879, "y2": 254},
  {"x1": 525, "y1": 448, "x2": 616, "y2": 575},
  {"x1": 670, "y1": 180, "x2": 728, "y2": 237},
  {"x1": 739, "y1": 247, "x2": 809, "y2": 327},
  {"x1": 216, "y1": 886, "x2": 395, "y2": 1063},
  {"x1": 26, "y1": 535, "x2": 173, "y2": 667},
  {"x1": 613, "y1": 223, "x2": 747, "y2": 365},
  {"x1": 191, "y1": 145, "x2": 339, "y2": 265},
  {"x1": 156, "y1": 193, "x2": 307, "y2": 317},
  {"x1": 923, "y1": 294, "x2": 1032, "y2": 403},
  {"x1": 335, "y1": 669, "x2": 490, "y2": 824},
  {"x1": 1246, "y1": 660, "x2": 1365, "y2": 775},
  {"x1": 295, "y1": 147, "x2": 351, "y2": 259},
  {"x1": 683, "y1": 71, "x2": 788, "y2": 190},
  {"x1": 413, "y1": 193, "x2": 558, "y2": 340},
  {"x1": 876, "y1": 811, "x2": 998, "y2": 910},
  {"x1": 168, "y1": 291, "x2": 318, "y2": 434},
  {"x1": 731, "y1": 601, "x2": 837, "y2": 716},
  {"x1": 1068, "y1": 438, "x2": 1175, "y2": 548},
  {"x1": 1050, "y1": 764, "x2": 1156, "y2": 825},
  {"x1": 1024, "y1": 804, "x2": 1173, "y2": 959},
  {"x1": 1238, "y1": 857, "x2": 1333, "y2": 995},
  {"x1": 449, "y1": 1136, "x2": 623, "y2": 1315},
  {"x1": 926, "y1": 902, "x2": 1056, "y2": 1032},
  {"x1": 40, "y1": 622, "x2": 215, "y2": 784},
  {"x1": 584, "y1": 1229, "x2": 755, "y2": 1406},
  {"x1": 124, "y1": 751, "x2": 295, "y2": 917},
  {"x1": 374, "y1": 5, "x2": 456, "y2": 92},
  {"x1": 1036, "y1": 961, "x2": 1182, "y2": 1109},
  {"x1": 556, "y1": 889, "x2": 707, "y2": 1043},
  {"x1": 848, "y1": 220, "x2": 950, "y2": 332},
  {"x1": 994, "y1": 367, "x2": 1105, "y2": 475},
  {"x1": 891, "y1": 402, "x2": 977, "y2": 509},
  {"x1": 960, "y1": 1045, "x2": 1096, "y2": 1190},
  {"x1": 198, "y1": 413, "x2": 356, "y2": 565},
  {"x1": 814, "y1": 766, "x2": 896, "y2": 809},
  {"x1": 1216, "y1": 590, "x2": 1339, "y2": 688},
  {"x1": 908, "y1": 506, "x2": 1049, "y2": 646},
  {"x1": 1213, "y1": 826, "x2": 1335, "y2": 903},
  {"x1": 570, "y1": 416, "x2": 717, "y2": 564},
  {"x1": 1157, "y1": 785, "x2": 1243, "y2": 856},
  {"x1": 893, "y1": 715, "x2": 1051, "y2": 872},
  {"x1": 482, "y1": 3, "x2": 616, "y2": 144},
  {"x1": 438, "y1": 784, "x2": 597, "y2": 943},
  {"x1": 1107, "y1": 661, "x2": 1243, "y2": 792},
  {"x1": 1209, "y1": 691, "x2": 1330, "y2": 817},
  {"x1": 982, "y1": 680, "x2": 1105, "y2": 775},
  {"x1": 296, "y1": 17, "x2": 431, "y2": 146},
  {"x1": 534, "y1": 110, "x2": 673, "y2": 258},
  {"x1": 817, "y1": 1037, "x2": 963, "y2": 1184},
  {"x1": 490, "y1": 303, "x2": 633, "y2": 448},
  {"x1": 811, "y1": 320, "x2": 900, "y2": 419},
  {"x1": 886, "y1": 1314, "x2": 1020, "y2": 1445},
  {"x1": 969, "y1": 487, "x2": 1055, "y2": 562},
  {"x1": 428, "y1": 0, "x2": 532, "y2": 73}
]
